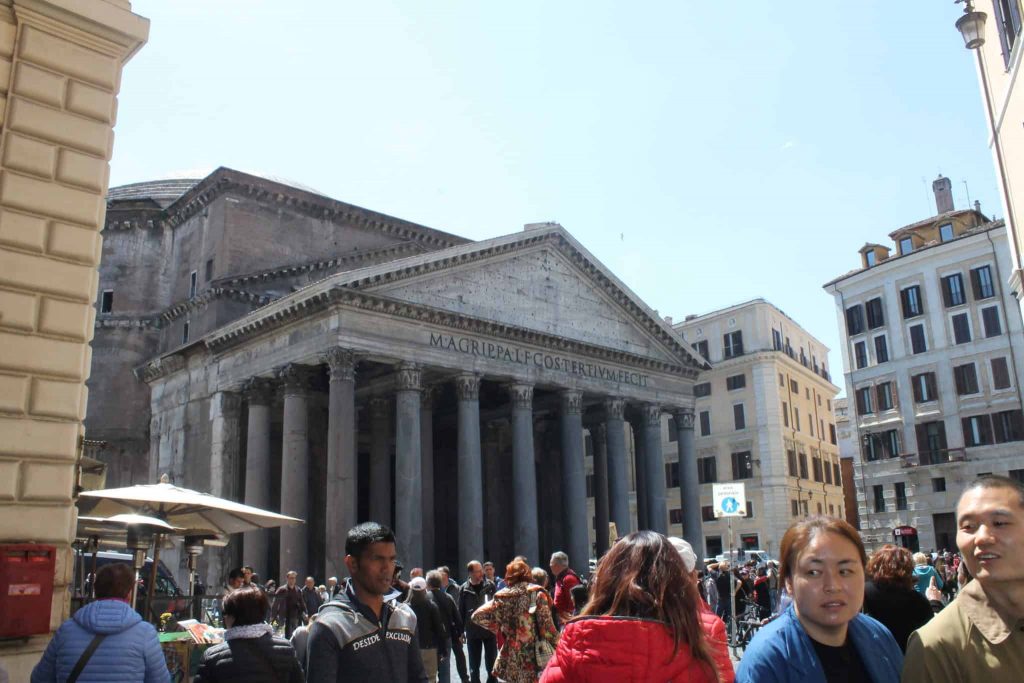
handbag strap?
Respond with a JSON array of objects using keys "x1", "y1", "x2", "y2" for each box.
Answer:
[{"x1": 67, "y1": 634, "x2": 107, "y2": 683}]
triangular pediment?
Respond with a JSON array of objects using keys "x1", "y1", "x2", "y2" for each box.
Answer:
[{"x1": 339, "y1": 228, "x2": 703, "y2": 369}]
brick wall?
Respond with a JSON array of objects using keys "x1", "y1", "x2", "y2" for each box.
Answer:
[{"x1": 0, "y1": 0, "x2": 146, "y2": 678}]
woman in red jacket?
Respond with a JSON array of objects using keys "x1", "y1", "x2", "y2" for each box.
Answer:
[{"x1": 540, "y1": 530, "x2": 722, "y2": 683}]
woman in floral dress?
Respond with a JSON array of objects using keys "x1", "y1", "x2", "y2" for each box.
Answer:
[{"x1": 472, "y1": 558, "x2": 559, "y2": 682}]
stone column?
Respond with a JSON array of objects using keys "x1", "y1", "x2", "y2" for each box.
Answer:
[
  {"x1": 509, "y1": 383, "x2": 539, "y2": 563},
  {"x1": 560, "y1": 390, "x2": 590, "y2": 569},
  {"x1": 456, "y1": 373, "x2": 483, "y2": 570},
  {"x1": 590, "y1": 422, "x2": 610, "y2": 558},
  {"x1": 325, "y1": 348, "x2": 357, "y2": 580},
  {"x1": 673, "y1": 408, "x2": 702, "y2": 545},
  {"x1": 243, "y1": 378, "x2": 274, "y2": 577},
  {"x1": 482, "y1": 422, "x2": 501, "y2": 563},
  {"x1": 394, "y1": 363, "x2": 423, "y2": 568},
  {"x1": 208, "y1": 391, "x2": 241, "y2": 589},
  {"x1": 369, "y1": 397, "x2": 392, "y2": 526},
  {"x1": 642, "y1": 404, "x2": 668, "y2": 535},
  {"x1": 279, "y1": 364, "x2": 311, "y2": 579},
  {"x1": 631, "y1": 415, "x2": 648, "y2": 530},
  {"x1": 604, "y1": 398, "x2": 631, "y2": 537},
  {"x1": 420, "y1": 386, "x2": 436, "y2": 568}
]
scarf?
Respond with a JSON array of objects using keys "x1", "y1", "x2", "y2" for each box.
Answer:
[{"x1": 224, "y1": 623, "x2": 274, "y2": 640}]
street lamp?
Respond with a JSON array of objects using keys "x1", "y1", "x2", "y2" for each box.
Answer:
[{"x1": 955, "y1": 1, "x2": 987, "y2": 49}]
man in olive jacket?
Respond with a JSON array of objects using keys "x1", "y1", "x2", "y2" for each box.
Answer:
[{"x1": 306, "y1": 523, "x2": 427, "y2": 683}]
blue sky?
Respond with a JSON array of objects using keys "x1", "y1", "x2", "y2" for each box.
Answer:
[{"x1": 113, "y1": 1, "x2": 999, "y2": 386}]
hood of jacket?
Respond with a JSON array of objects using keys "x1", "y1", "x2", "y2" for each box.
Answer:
[
  {"x1": 913, "y1": 566, "x2": 934, "y2": 578},
  {"x1": 548, "y1": 616, "x2": 713, "y2": 681},
  {"x1": 71, "y1": 599, "x2": 143, "y2": 635}
]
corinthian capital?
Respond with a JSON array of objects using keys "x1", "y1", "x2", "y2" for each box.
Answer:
[
  {"x1": 604, "y1": 397, "x2": 625, "y2": 421},
  {"x1": 278, "y1": 364, "x2": 311, "y2": 395},
  {"x1": 673, "y1": 407, "x2": 695, "y2": 430},
  {"x1": 642, "y1": 403, "x2": 663, "y2": 427},
  {"x1": 561, "y1": 390, "x2": 583, "y2": 416},
  {"x1": 508, "y1": 382, "x2": 534, "y2": 411},
  {"x1": 325, "y1": 347, "x2": 358, "y2": 382},
  {"x1": 455, "y1": 373, "x2": 481, "y2": 401},
  {"x1": 395, "y1": 362, "x2": 422, "y2": 392},
  {"x1": 243, "y1": 377, "x2": 275, "y2": 405}
]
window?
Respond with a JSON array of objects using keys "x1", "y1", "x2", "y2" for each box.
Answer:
[
  {"x1": 693, "y1": 340, "x2": 709, "y2": 360},
  {"x1": 706, "y1": 537, "x2": 723, "y2": 557},
  {"x1": 809, "y1": 419, "x2": 815, "y2": 437},
  {"x1": 787, "y1": 450, "x2": 798, "y2": 477},
  {"x1": 733, "y1": 404, "x2": 746, "y2": 430},
  {"x1": 723, "y1": 331, "x2": 744, "y2": 359},
  {"x1": 731, "y1": 451, "x2": 754, "y2": 479},
  {"x1": 854, "y1": 341, "x2": 868, "y2": 369},
  {"x1": 182, "y1": 320, "x2": 190, "y2": 345},
  {"x1": 829, "y1": 424, "x2": 837, "y2": 444},
  {"x1": 828, "y1": 504, "x2": 835, "y2": 516},
  {"x1": 205, "y1": 257, "x2": 214, "y2": 282},
  {"x1": 812, "y1": 457, "x2": 823, "y2": 482},
  {"x1": 971, "y1": 265, "x2": 996, "y2": 300},
  {"x1": 669, "y1": 509, "x2": 683, "y2": 524},
  {"x1": 701, "y1": 506, "x2": 715, "y2": 522},
  {"x1": 698, "y1": 456, "x2": 717, "y2": 484},
  {"x1": 939, "y1": 223, "x2": 954, "y2": 242},
  {"x1": 954, "y1": 363, "x2": 980, "y2": 395},
  {"x1": 100, "y1": 290, "x2": 113, "y2": 314},
  {"x1": 790, "y1": 379, "x2": 799, "y2": 394},
  {"x1": 846, "y1": 305, "x2": 865, "y2": 335},
  {"x1": 816, "y1": 502, "x2": 823, "y2": 515},
  {"x1": 1011, "y1": 469, "x2": 1024, "y2": 484},
  {"x1": 863, "y1": 433, "x2": 884, "y2": 462},
  {"x1": 668, "y1": 419, "x2": 678, "y2": 443},
  {"x1": 993, "y1": 0, "x2": 1023, "y2": 67},
  {"x1": 874, "y1": 335, "x2": 889, "y2": 363},
  {"x1": 800, "y1": 500, "x2": 809, "y2": 516},
  {"x1": 794, "y1": 407, "x2": 801, "y2": 432},
  {"x1": 772, "y1": 329, "x2": 783, "y2": 351},
  {"x1": 992, "y1": 357, "x2": 1012, "y2": 390},
  {"x1": 855, "y1": 387, "x2": 874, "y2": 416},
  {"x1": 932, "y1": 477, "x2": 946, "y2": 493},
  {"x1": 189, "y1": 271, "x2": 198, "y2": 298},
  {"x1": 962, "y1": 415, "x2": 994, "y2": 447},
  {"x1": 876, "y1": 382, "x2": 894, "y2": 412},
  {"x1": 899, "y1": 237, "x2": 914, "y2": 255},
  {"x1": 824, "y1": 458, "x2": 833, "y2": 484},
  {"x1": 805, "y1": 388, "x2": 811, "y2": 400},
  {"x1": 912, "y1": 372, "x2": 937, "y2": 403},
  {"x1": 895, "y1": 483, "x2": 908, "y2": 511},
  {"x1": 982, "y1": 306, "x2": 1002, "y2": 338},
  {"x1": 941, "y1": 273, "x2": 966, "y2": 307},
  {"x1": 726, "y1": 374, "x2": 746, "y2": 391},
  {"x1": 992, "y1": 410, "x2": 1024, "y2": 443},
  {"x1": 865, "y1": 251, "x2": 877, "y2": 267},
  {"x1": 779, "y1": 373, "x2": 785, "y2": 387},
  {"x1": 873, "y1": 485, "x2": 886, "y2": 513},
  {"x1": 791, "y1": 500, "x2": 800, "y2": 517},
  {"x1": 798, "y1": 452, "x2": 809, "y2": 479},
  {"x1": 694, "y1": 382, "x2": 711, "y2": 398},
  {"x1": 901, "y1": 285, "x2": 924, "y2": 318},
  {"x1": 782, "y1": 402, "x2": 790, "y2": 427},
  {"x1": 746, "y1": 501, "x2": 754, "y2": 518},
  {"x1": 865, "y1": 298, "x2": 885, "y2": 329},
  {"x1": 699, "y1": 410, "x2": 711, "y2": 436},
  {"x1": 910, "y1": 324, "x2": 927, "y2": 354},
  {"x1": 952, "y1": 313, "x2": 972, "y2": 344},
  {"x1": 665, "y1": 462, "x2": 680, "y2": 487},
  {"x1": 916, "y1": 421, "x2": 949, "y2": 465},
  {"x1": 833, "y1": 462, "x2": 842, "y2": 486}
]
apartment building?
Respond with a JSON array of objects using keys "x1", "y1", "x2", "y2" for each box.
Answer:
[
  {"x1": 824, "y1": 177, "x2": 1024, "y2": 552},
  {"x1": 663, "y1": 299, "x2": 844, "y2": 558}
]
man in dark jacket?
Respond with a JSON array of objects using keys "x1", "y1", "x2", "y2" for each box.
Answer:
[
  {"x1": 458, "y1": 561, "x2": 497, "y2": 683},
  {"x1": 301, "y1": 575, "x2": 323, "y2": 620},
  {"x1": 439, "y1": 565, "x2": 469, "y2": 683},
  {"x1": 306, "y1": 522, "x2": 428, "y2": 683},
  {"x1": 273, "y1": 571, "x2": 307, "y2": 637},
  {"x1": 32, "y1": 563, "x2": 170, "y2": 683},
  {"x1": 428, "y1": 569, "x2": 463, "y2": 683}
]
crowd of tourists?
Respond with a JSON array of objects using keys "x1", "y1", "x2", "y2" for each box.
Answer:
[{"x1": 26, "y1": 474, "x2": 1023, "y2": 682}]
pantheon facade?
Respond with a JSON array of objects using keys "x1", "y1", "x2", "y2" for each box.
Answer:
[{"x1": 89, "y1": 168, "x2": 705, "y2": 586}]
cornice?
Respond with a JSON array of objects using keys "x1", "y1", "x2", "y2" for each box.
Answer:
[
  {"x1": 94, "y1": 315, "x2": 159, "y2": 329},
  {"x1": 155, "y1": 169, "x2": 468, "y2": 250},
  {"x1": 215, "y1": 242, "x2": 427, "y2": 288},
  {"x1": 134, "y1": 354, "x2": 185, "y2": 383},
  {"x1": 205, "y1": 287, "x2": 698, "y2": 379},
  {"x1": 159, "y1": 287, "x2": 271, "y2": 323}
]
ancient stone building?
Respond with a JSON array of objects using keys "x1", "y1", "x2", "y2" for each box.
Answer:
[{"x1": 88, "y1": 167, "x2": 705, "y2": 588}]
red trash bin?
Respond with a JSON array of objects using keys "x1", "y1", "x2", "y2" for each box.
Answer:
[{"x1": 0, "y1": 544, "x2": 56, "y2": 637}]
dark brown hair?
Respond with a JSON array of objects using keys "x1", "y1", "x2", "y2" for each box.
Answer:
[
  {"x1": 866, "y1": 544, "x2": 915, "y2": 589},
  {"x1": 779, "y1": 516, "x2": 867, "y2": 589},
  {"x1": 581, "y1": 530, "x2": 718, "y2": 679},
  {"x1": 222, "y1": 585, "x2": 270, "y2": 626},
  {"x1": 95, "y1": 563, "x2": 135, "y2": 599},
  {"x1": 504, "y1": 558, "x2": 532, "y2": 586}
]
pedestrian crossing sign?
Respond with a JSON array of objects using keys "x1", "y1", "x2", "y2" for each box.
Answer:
[{"x1": 712, "y1": 482, "x2": 747, "y2": 518}]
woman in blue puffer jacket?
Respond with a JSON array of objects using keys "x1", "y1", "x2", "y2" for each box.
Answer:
[{"x1": 32, "y1": 563, "x2": 170, "y2": 683}]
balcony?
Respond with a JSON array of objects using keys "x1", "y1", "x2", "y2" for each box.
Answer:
[{"x1": 900, "y1": 448, "x2": 967, "y2": 468}]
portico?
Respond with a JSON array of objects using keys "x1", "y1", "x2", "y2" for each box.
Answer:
[{"x1": 140, "y1": 225, "x2": 705, "y2": 586}]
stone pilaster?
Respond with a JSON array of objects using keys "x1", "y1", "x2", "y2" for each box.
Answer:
[
  {"x1": 324, "y1": 347, "x2": 357, "y2": 580},
  {"x1": 394, "y1": 362, "x2": 422, "y2": 568},
  {"x1": 455, "y1": 373, "x2": 483, "y2": 570}
]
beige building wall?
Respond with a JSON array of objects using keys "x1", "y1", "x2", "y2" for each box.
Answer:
[
  {"x1": 971, "y1": 3, "x2": 1024, "y2": 297},
  {"x1": 671, "y1": 300, "x2": 844, "y2": 558},
  {"x1": 0, "y1": 0, "x2": 147, "y2": 678}
]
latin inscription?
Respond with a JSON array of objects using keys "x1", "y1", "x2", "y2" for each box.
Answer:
[{"x1": 429, "y1": 333, "x2": 650, "y2": 387}]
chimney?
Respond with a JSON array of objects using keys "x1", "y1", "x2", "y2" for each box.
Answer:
[
  {"x1": 974, "y1": 200, "x2": 981, "y2": 213},
  {"x1": 932, "y1": 174, "x2": 954, "y2": 214},
  {"x1": 664, "y1": 316, "x2": 673, "y2": 325}
]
